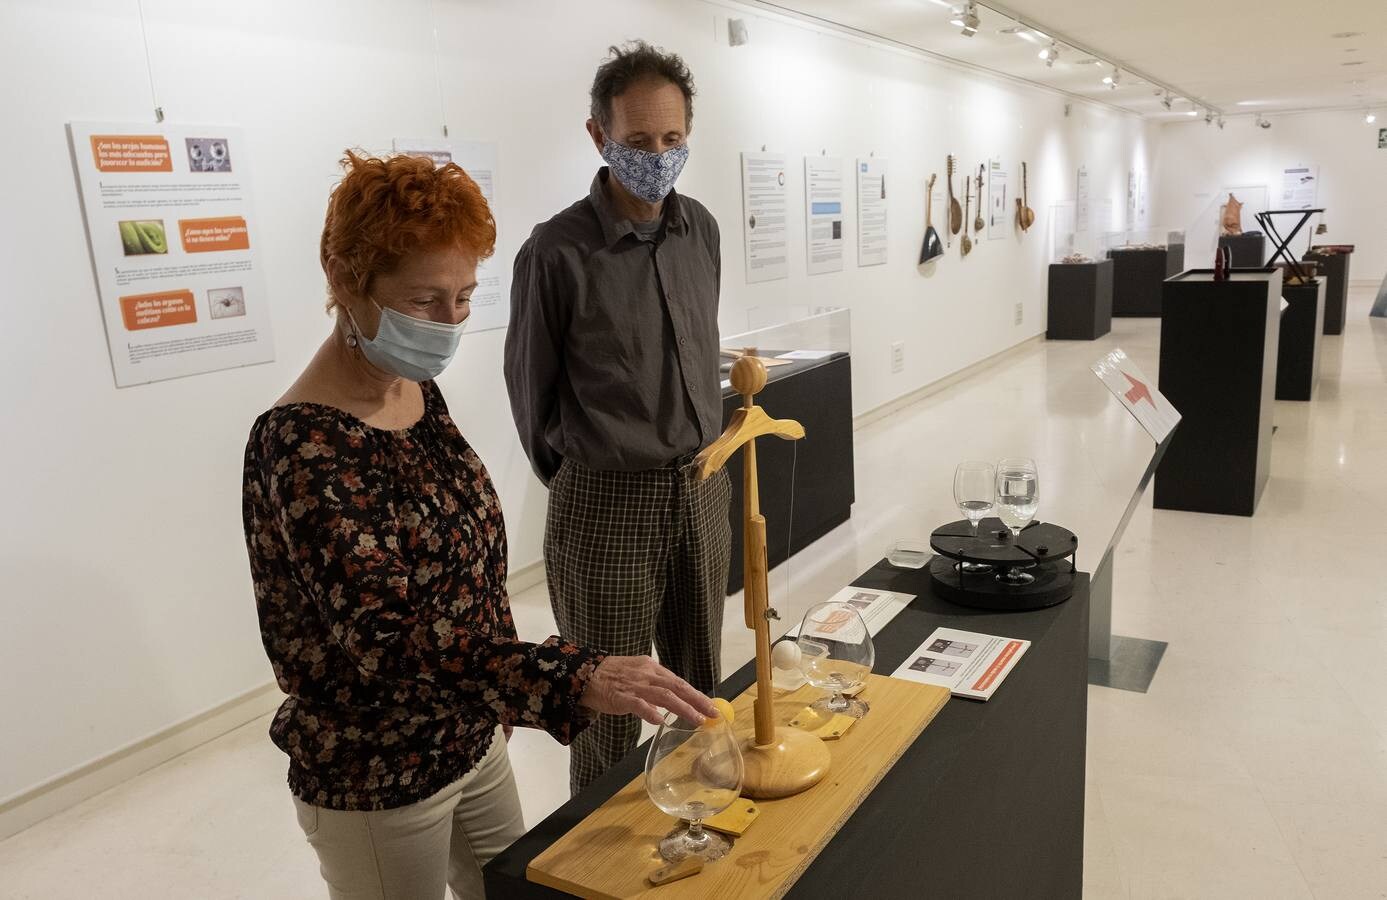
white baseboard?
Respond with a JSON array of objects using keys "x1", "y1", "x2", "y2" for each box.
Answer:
[
  {"x1": 0, "y1": 564, "x2": 554, "y2": 842},
  {"x1": 506, "y1": 557, "x2": 548, "y2": 596},
  {"x1": 853, "y1": 333, "x2": 1045, "y2": 431},
  {"x1": 0, "y1": 681, "x2": 284, "y2": 841}
]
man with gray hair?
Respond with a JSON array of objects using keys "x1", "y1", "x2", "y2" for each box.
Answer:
[{"x1": 504, "y1": 41, "x2": 729, "y2": 793}]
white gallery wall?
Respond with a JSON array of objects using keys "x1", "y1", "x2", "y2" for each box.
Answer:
[
  {"x1": 1154, "y1": 110, "x2": 1387, "y2": 281},
  {"x1": 0, "y1": 0, "x2": 1157, "y2": 812}
]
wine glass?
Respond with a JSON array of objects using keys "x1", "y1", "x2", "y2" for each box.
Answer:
[
  {"x1": 995, "y1": 457, "x2": 1039, "y2": 585},
  {"x1": 954, "y1": 461, "x2": 996, "y2": 573},
  {"x1": 796, "y1": 601, "x2": 875, "y2": 719},
  {"x1": 644, "y1": 712, "x2": 744, "y2": 862}
]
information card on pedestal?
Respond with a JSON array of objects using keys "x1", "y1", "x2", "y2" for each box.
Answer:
[
  {"x1": 891, "y1": 627, "x2": 1029, "y2": 701},
  {"x1": 741, "y1": 152, "x2": 789, "y2": 283},
  {"x1": 69, "y1": 121, "x2": 274, "y2": 387},
  {"x1": 1091, "y1": 348, "x2": 1181, "y2": 443}
]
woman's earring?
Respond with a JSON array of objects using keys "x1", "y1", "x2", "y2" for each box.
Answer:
[{"x1": 346, "y1": 333, "x2": 358, "y2": 349}]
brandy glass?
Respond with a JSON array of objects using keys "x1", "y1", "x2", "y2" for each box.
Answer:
[
  {"x1": 796, "y1": 601, "x2": 875, "y2": 719},
  {"x1": 644, "y1": 712, "x2": 744, "y2": 862}
]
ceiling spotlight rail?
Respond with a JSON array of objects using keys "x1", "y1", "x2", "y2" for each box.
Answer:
[{"x1": 969, "y1": 0, "x2": 1224, "y2": 116}]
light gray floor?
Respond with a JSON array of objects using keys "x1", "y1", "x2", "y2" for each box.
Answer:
[{"x1": 2, "y1": 289, "x2": 1384, "y2": 899}]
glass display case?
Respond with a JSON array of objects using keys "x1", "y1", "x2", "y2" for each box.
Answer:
[
  {"x1": 1099, "y1": 227, "x2": 1185, "y2": 255},
  {"x1": 719, "y1": 308, "x2": 851, "y2": 391},
  {"x1": 1049, "y1": 202, "x2": 1094, "y2": 264}
]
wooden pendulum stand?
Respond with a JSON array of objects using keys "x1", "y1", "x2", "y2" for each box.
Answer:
[{"x1": 694, "y1": 350, "x2": 831, "y2": 800}]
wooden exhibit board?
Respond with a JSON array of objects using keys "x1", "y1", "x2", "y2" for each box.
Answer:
[{"x1": 526, "y1": 675, "x2": 950, "y2": 899}]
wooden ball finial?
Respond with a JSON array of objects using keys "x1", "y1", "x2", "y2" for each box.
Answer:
[{"x1": 730, "y1": 349, "x2": 768, "y2": 398}]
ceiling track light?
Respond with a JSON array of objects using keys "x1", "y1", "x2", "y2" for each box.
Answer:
[
  {"x1": 1204, "y1": 109, "x2": 1215, "y2": 124},
  {"x1": 1161, "y1": 92, "x2": 1174, "y2": 110},
  {"x1": 1038, "y1": 41, "x2": 1060, "y2": 66},
  {"x1": 1217, "y1": 117, "x2": 1226, "y2": 130},
  {"x1": 1255, "y1": 114, "x2": 1271, "y2": 130},
  {"x1": 950, "y1": 2, "x2": 980, "y2": 37},
  {"x1": 1102, "y1": 67, "x2": 1121, "y2": 89}
]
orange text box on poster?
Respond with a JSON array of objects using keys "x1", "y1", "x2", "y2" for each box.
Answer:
[
  {"x1": 89, "y1": 135, "x2": 173, "y2": 173},
  {"x1": 120, "y1": 290, "x2": 198, "y2": 331},
  {"x1": 179, "y1": 216, "x2": 251, "y2": 253}
]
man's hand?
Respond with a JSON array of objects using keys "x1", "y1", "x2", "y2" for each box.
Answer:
[{"x1": 579, "y1": 656, "x2": 718, "y2": 726}]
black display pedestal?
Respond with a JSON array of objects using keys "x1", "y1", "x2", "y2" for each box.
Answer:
[
  {"x1": 484, "y1": 561, "x2": 1090, "y2": 899},
  {"x1": 722, "y1": 353, "x2": 854, "y2": 595},
  {"x1": 1155, "y1": 269, "x2": 1281, "y2": 516},
  {"x1": 1304, "y1": 249, "x2": 1352, "y2": 335},
  {"x1": 1276, "y1": 280, "x2": 1326, "y2": 401},
  {"x1": 1108, "y1": 244, "x2": 1185, "y2": 317},
  {"x1": 1047, "y1": 260, "x2": 1113, "y2": 340},
  {"x1": 1218, "y1": 232, "x2": 1266, "y2": 268}
]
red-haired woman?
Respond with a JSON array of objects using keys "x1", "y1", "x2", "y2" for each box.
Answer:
[{"x1": 241, "y1": 152, "x2": 716, "y2": 899}]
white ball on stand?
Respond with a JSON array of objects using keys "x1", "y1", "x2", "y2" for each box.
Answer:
[{"x1": 771, "y1": 639, "x2": 802, "y2": 671}]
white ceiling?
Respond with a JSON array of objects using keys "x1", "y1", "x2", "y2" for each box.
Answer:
[{"x1": 756, "y1": 0, "x2": 1387, "y2": 120}]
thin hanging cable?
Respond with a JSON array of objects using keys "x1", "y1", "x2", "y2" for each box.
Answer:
[
  {"x1": 784, "y1": 440, "x2": 799, "y2": 616},
  {"x1": 427, "y1": 0, "x2": 449, "y2": 137},
  {"x1": 135, "y1": 0, "x2": 162, "y2": 120}
]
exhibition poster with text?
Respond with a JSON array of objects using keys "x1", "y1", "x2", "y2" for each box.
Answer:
[
  {"x1": 855, "y1": 157, "x2": 888, "y2": 266},
  {"x1": 804, "y1": 156, "x2": 844, "y2": 275},
  {"x1": 740, "y1": 151, "x2": 790, "y2": 284},
  {"x1": 69, "y1": 122, "x2": 274, "y2": 387},
  {"x1": 393, "y1": 139, "x2": 507, "y2": 333}
]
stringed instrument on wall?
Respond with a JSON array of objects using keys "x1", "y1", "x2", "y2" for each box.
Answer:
[
  {"x1": 974, "y1": 165, "x2": 985, "y2": 233},
  {"x1": 947, "y1": 155, "x2": 962, "y2": 240},
  {"x1": 1016, "y1": 161, "x2": 1035, "y2": 232},
  {"x1": 961, "y1": 174, "x2": 973, "y2": 256},
  {"x1": 919, "y1": 173, "x2": 943, "y2": 264}
]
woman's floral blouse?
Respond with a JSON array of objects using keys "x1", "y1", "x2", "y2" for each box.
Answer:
[{"x1": 242, "y1": 380, "x2": 604, "y2": 811}]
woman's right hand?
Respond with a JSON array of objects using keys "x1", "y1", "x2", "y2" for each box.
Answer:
[{"x1": 579, "y1": 656, "x2": 719, "y2": 726}]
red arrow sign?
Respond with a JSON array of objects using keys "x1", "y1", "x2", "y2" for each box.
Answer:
[{"x1": 1123, "y1": 372, "x2": 1153, "y2": 407}]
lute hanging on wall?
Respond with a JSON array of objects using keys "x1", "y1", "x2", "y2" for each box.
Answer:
[
  {"x1": 920, "y1": 173, "x2": 943, "y2": 264},
  {"x1": 695, "y1": 352, "x2": 830, "y2": 800},
  {"x1": 1016, "y1": 161, "x2": 1035, "y2": 232},
  {"x1": 947, "y1": 155, "x2": 963, "y2": 240}
]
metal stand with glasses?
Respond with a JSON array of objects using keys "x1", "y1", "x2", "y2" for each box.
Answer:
[{"x1": 932, "y1": 458, "x2": 1078, "y2": 611}]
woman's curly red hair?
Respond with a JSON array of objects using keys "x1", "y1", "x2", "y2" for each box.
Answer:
[{"x1": 320, "y1": 150, "x2": 496, "y2": 309}]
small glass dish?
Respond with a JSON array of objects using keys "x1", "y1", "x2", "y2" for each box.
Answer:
[{"x1": 888, "y1": 539, "x2": 930, "y2": 569}]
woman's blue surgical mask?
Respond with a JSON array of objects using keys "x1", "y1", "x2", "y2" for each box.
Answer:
[
  {"x1": 346, "y1": 301, "x2": 466, "y2": 382},
  {"x1": 600, "y1": 139, "x2": 689, "y2": 203}
]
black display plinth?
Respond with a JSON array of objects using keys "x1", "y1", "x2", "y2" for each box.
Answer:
[
  {"x1": 1156, "y1": 269, "x2": 1281, "y2": 516},
  {"x1": 1109, "y1": 246, "x2": 1182, "y2": 317},
  {"x1": 1047, "y1": 260, "x2": 1113, "y2": 340},
  {"x1": 484, "y1": 561, "x2": 1090, "y2": 899},
  {"x1": 1219, "y1": 232, "x2": 1266, "y2": 268},
  {"x1": 722, "y1": 352, "x2": 854, "y2": 595},
  {"x1": 1276, "y1": 280, "x2": 1326, "y2": 401},
  {"x1": 1304, "y1": 249, "x2": 1352, "y2": 335}
]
